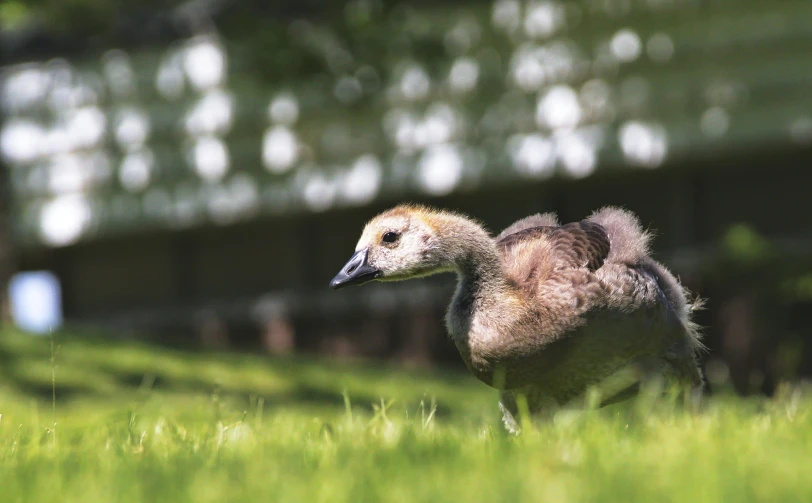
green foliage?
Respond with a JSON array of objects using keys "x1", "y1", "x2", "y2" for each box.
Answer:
[
  {"x1": 722, "y1": 224, "x2": 772, "y2": 266},
  {"x1": 1, "y1": 328, "x2": 811, "y2": 502},
  {"x1": 0, "y1": 1, "x2": 31, "y2": 30}
]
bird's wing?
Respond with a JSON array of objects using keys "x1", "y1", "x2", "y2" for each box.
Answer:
[
  {"x1": 488, "y1": 220, "x2": 699, "y2": 400},
  {"x1": 497, "y1": 221, "x2": 611, "y2": 272},
  {"x1": 495, "y1": 212, "x2": 560, "y2": 241}
]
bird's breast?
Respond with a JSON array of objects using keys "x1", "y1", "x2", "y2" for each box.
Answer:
[{"x1": 446, "y1": 295, "x2": 536, "y2": 388}]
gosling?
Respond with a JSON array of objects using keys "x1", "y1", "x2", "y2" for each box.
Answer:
[{"x1": 330, "y1": 204, "x2": 704, "y2": 429}]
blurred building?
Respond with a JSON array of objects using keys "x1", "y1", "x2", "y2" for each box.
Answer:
[{"x1": 2, "y1": 0, "x2": 811, "y2": 392}]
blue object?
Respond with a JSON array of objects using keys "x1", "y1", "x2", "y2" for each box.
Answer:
[{"x1": 8, "y1": 271, "x2": 63, "y2": 334}]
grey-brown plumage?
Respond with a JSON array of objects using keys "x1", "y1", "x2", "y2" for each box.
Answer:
[{"x1": 330, "y1": 204, "x2": 704, "y2": 428}]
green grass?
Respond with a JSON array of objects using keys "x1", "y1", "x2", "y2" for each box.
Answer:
[{"x1": 0, "y1": 328, "x2": 810, "y2": 503}]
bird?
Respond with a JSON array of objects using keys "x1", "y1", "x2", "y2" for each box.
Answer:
[{"x1": 329, "y1": 204, "x2": 704, "y2": 430}]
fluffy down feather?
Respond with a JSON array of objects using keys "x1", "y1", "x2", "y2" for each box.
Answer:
[
  {"x1": 586, "y1": 207, "x2": 651, "y2": 265},
  {"x1": 495, "y1": 212, "x2": 560, "y2": 241},
  {"x1": 586, "y1": 207, "x2": 704, "y2": 354}
]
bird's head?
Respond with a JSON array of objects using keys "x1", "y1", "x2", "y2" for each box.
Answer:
[{"x1": 329, "y1": 205, "x2": 454, "y2": 290}]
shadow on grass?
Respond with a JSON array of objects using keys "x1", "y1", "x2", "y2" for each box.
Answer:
[{"x1": 0, "y1": 329, "x2": 470, "y2": 419}]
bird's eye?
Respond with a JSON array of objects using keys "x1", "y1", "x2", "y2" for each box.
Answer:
[{"x1": 382, "y1": 231, "x2": 400, "y2": 244}]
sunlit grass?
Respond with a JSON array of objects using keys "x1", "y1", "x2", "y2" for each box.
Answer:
[{"x1": 0, "y1": 329, "x2": 810, "y2": 503}]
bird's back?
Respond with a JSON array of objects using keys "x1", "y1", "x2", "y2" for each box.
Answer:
[{"x1": 492, "y1": 207, "x2": 703, "y2": 407}]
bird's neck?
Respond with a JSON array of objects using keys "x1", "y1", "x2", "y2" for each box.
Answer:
[{"x1": 429, "y1": 214, "x2": 512, "y2": 307}]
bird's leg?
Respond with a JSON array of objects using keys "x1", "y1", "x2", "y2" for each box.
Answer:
[
  {"x1": 498, "y1": 387, "x2": 558, "y2": 433},
  {"x1": 499, "y1": 401, "x2": 521, "y2": 435}
]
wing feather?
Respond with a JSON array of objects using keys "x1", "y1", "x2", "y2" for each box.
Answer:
[
  {"x1": 497, "y1": 221, "x2": 610, "y2": 272},
  {"x1": 495, "y1": 213, "x2": 560, "y2": 241}
]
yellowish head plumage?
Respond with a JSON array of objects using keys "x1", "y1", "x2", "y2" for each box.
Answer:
[{"x1": 330, "y1": 204, "x2": 489, "y2": 289}]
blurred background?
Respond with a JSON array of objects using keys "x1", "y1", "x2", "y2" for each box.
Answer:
[{"x1": 1, "y1": 0, "x2": 811, "y2": 397}]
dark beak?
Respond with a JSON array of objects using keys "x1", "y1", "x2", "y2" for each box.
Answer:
[{"x1": 329, "y1": 248, "x2": 381, "y2": 290}]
